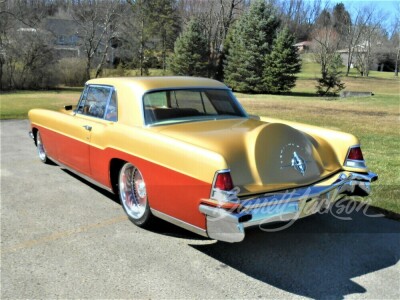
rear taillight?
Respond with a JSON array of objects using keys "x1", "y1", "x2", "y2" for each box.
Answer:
[
  {"x1": 344, "y1": 146, "x2": 367, "y2": 168},
  {"x1": 347, "y1": 147, "x2": 364, "y2": 161},
  {"x1": 214, "y1": 172, "x2": 234, "y2": 191},
  {"x1": 210, "y1": 170, "x2": 238, "y2": 203}
]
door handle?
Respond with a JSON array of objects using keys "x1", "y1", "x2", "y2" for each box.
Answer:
[{"x1": 83, "y1": 125, "x2": 92, "y2": 131}]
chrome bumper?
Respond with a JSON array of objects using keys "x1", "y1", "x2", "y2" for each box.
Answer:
[{"x1": 199, "y1": 171, "x2": 378, "y2": 243}]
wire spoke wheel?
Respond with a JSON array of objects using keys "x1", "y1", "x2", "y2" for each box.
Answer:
[
  {"x1": 119, "y1": 163, "x2": 152, "y2": 226},
  {"x1": 36, "y1": 131, "x2": 48, "y2": 163}
]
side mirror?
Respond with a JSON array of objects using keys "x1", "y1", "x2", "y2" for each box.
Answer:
[
  {"x1": 64, "y1": 105, "x2": 73, "y2": 111},
  {"x1": 248, "y1": 114, "x2": 260, "y2": 121}
]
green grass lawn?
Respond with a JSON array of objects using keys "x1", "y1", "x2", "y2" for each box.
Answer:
[
  {"x1": 0, "y1": 88, "x2": 82, "y2": 119},
  {"x1": 1, "y1": 62, "x2": 399, "y2": 214}
]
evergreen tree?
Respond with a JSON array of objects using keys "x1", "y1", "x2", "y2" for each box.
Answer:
[
  {"x1": 146, "y1": 0, "x2": 180, "y2": 73},
  {"x1": 316, "y1": 9, "x2": 332, "y2": 28},
  {"x1": 264, "y1": 28, "x2": 301, "y2": 93},
  {"x1": 316, "y1": 53, "x2": 345, "y2": 96},
  {"x1": 127, "y1": 0, "x2": 152, "y2": 76},
  {"x1": 169, "y1": 18, "x2": 209, "y2": 77},
  {"x1": 332, "y1": 3, "x2": 351, "y2": 38},
  {"x1": 224, "y1": 0, "x2": 280, "y2": 93}
]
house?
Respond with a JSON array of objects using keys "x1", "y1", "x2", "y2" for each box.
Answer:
[
  {"x1": 294, "y1": 41, "x2": 312, "y2": 52},
  {"x1": 336, "y1": 42, "x2": 380, "y2": 71},
  {"x1": 44, "y1": 18, "x2": 122, "y2": 66},
  {"x1": 45, "y1": 18, "x2": 81, "y2": 58}
]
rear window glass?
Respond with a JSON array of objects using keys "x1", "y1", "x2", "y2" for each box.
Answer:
[{"x1": 143, "y1": 89, "x2": 246, "y2": 125}]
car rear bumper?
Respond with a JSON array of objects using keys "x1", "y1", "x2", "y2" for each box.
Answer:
[{"x1": 199, "y1": 171, "x2": 378, "y2": 243}]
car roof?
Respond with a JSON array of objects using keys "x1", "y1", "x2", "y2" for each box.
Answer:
[
  {"x1": 86, "y1": 76, "x2": 228, "y2": 92},
  {"x1": 84, "y1": 77, "x2": 229, "y2": 127}
]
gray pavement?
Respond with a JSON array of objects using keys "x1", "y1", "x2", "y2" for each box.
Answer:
[{"x1": 1, "y1": 119, "x2": 399, "y2": 299}]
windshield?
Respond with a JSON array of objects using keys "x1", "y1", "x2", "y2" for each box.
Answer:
[{"x1": 143, "y1": 89, "x2": 247, "y2": 126}]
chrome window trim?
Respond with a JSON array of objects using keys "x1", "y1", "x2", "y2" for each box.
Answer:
[
  {"x1": 104, "y1": 89, "x2": 119, "y2": 122},
  {"x1": 75, "y1": 84, "x2": 89, "y2": 115},
  {"x1": 75, "y1": 84, "x2": 117, "y2": 121}
]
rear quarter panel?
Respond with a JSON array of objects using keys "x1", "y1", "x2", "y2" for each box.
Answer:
[{"x1": 89, "y1": 123, "x2": 228, "y2": 228}]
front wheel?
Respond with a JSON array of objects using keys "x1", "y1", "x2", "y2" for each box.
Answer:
[
  {"x1": 36, "y1": 131, "x2": 49, "y2": 164},
  {"x1": 118, "y1": 163, "x2": 154, "y2": 227}
]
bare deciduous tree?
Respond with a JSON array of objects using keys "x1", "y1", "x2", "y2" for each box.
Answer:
[
  {"x1": 342, "y1": 7, "x2": 374, "y2": 76},
  {"x1": 312, "y1": 26, "x2": 340, "y2": 78},
  {"x1": 311, "y1": 17, "x2": 346, "y2": 95},
  {"x1": 0, "y1": 0, "x2": 58, "y2": 89},
  {"x1": 276, "y1": 0, "x2": 323, "y2": 41},
  {"x1": 3, "y1": 27, "x2": 56, "y2": 89},
  {"x1": 354, "y1": 8, "x2": 385, "y2": 77},
  {"x1": 72, "y1": 0, "x2": 121, "y2": 80},
  {"x1": 177, "y1": 0, "x2": 245, "y2": 79},
  {"x1": 126, "y1": 0, "x2": 149, "y2": 76},
  {"x1": 392, "y1": 3, "x2": 400, "y2": 76}
]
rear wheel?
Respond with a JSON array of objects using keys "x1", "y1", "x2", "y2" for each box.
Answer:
[
  {"x1": 118, "y1": 162, "x2": 153, "y2": 227},
  {"x1": 36, "y1": 131, "x2": 49, "y2": 164}
]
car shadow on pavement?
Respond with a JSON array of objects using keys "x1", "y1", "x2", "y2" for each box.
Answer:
[
  {"x1": 190, "y1": 204, "x2": 400, "y2": 299},
  {"x1": 149, "y1": 218, "x2": 210, "y2": 240},
  {"x1": 61, "y1": 169, "x2": 120, "y2": 204}
]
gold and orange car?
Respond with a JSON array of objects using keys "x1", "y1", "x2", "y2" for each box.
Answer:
[{"x1": 29, "y1": 77, "x2": 378, "y2": 242}]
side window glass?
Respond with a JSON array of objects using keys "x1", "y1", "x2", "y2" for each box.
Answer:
[
  {"x1": 105, "y1": 90, "x2": 118, "y2": 121},
  {"x1": 77, "y1": 85, "x2": 111, "y2": 119},
  {"x1": 76, "y1": 86, "x2": 89, "y2": 113}
]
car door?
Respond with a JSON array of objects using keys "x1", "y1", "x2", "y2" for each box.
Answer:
[
  {"x1": 87, "y1": 89, "x2": 119, "y2": 186},
  {"x1": 57, "y1": 85, "x2": 113, "y2": 176}
]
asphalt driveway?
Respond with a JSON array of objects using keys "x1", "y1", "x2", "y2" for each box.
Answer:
[{"x1": 1, "y1": 119, "x2": 399, "y2": 299}]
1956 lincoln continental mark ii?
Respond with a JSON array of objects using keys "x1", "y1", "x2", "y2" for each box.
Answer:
[{"x1": 29, "y1": 77, "x2": 378, "y2": 242}]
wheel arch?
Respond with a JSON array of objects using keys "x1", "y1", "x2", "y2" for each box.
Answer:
[
  {"x1": 31, "y1": 127, "x2": 39, "y2": 146},
  {"x1": 109, "y1": 158, "x2": 126, "y2": 195}
]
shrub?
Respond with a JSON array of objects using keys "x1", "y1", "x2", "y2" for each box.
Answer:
[{"x1": 57, "y1": 58, "x2": 87, "y2": 87}]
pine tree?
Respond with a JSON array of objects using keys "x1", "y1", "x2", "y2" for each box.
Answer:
[
  {"x1": 264, "y1": 28, "x2": 302, "y2": 93},
  {"x1": 224, "y1": 0, "x2": 280, "y2": 93},
  {"x1": 169, "y1": 18, "x2": 209, "y2": 77},
  {"x1": 146, "y1": 0, "x2": 180, "y2": 73},
  {"x1": 316, "y1": 53, "x2": 345, "y2": 96},
  {"x1": 332, "y1": 3, "x2": 351, "y2": 38},
  {"x1": 316, "y1": 9, "x2": 332, "y2": 28}
]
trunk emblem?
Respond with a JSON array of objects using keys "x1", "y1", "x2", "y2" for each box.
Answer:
[{"x1": 291, "y1": 152, "x2": 307, "y2": 176}]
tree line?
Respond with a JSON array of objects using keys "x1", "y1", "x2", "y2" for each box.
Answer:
[{"x1": 0, "y1": 0, "x2": 399, "y2": 94}]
